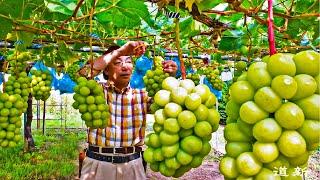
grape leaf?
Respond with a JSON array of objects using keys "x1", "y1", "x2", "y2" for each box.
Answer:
[
  {"x1": 273, "y1": 17, "x2": 285, "y2": 27},
  {"x1": 117, "y1": 0, "x2": 155, "y2": 28},
  {"x1": 0, "y1": 0, "x2": 23, "y2": 18},
  {"x1": 95, "y1": 0, "x2": 152, "y2": 28},
  {"x1": 312, "y1": 37, "x2": 320, "y2": 46},
  {"x1": 218, "y1": 37, "x2": 240, "y2": 51},
  {"x1": 42, "y1": 45, "x2": 55, "y2": 54},
  {"x1": 287, "y1": 18, "x2": 317, "y2": 39},
  {"x1": 295, "y1": 0, "x2": 317, "y2": 13},
  {"x1": 45, "y1": 0, "x2": 83, "y2": 16},
  {"x1": 57, "y1": 41, "x2": 74, "y2": 61},
  {"x1": 197, "y1": 0, "x2": 220, "y2": 12},
  {"x1": 16, "y1": 32, "x2": 34, "y2": 51},
  {"x1": 218, "y1": 30, "x2": 242, "y2": 51},
  {"x1": 241, "y1": 0, "x2": 251, "y2": 9},
  {"x1": 313, "y1": 26, "x2": 319, "y2": 40},
  {"x1": 42, "y1": 10, "x2": 70, "y2": 21},
  {"x1": 0, "y1": 17, "x2": 12, "y2": 40},
  {"x1": 180, "y1": 17, "x2": 193, "y2": 32},
  {"x1": 252, "y1": 0, "x2": 265, "y2": 6},
  {"x1": 212, "y1": 53, "x2": 222, "y2": 63},
  {"x1": 73, "y1": 43, "x2": 86, "y2": 50}
]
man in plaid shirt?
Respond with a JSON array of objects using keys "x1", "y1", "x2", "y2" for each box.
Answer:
[{"x1": 80, "y1": 41, "x2": 177, "y2": 180}]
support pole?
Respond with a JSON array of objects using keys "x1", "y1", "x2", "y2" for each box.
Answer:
[
  {"x1": 174, "y1": 0, "x2": 186, "y2": 79},
  {"x1": 42, "y1": 101, "x2": 46, "y2": 135},
  {"x1": 268, "y1": 0, "x2": 277, "y2": 55},
  {"x1": 37, "y1": 100, "x2": 40, "y2": 129},
  {"x1": 24, "y1": 93, "x2": 35, "y2": 151}
]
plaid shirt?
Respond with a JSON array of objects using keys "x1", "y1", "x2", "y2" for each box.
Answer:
[{"x1": 87, "y1": 81, "x2": 150, "y2": 147}]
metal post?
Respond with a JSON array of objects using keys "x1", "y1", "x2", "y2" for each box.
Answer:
[
  {"x1": 60, "y1": 98, "x2": 63, "y2": 129},
  {"x1": 42, "y1": 101, "x2": 46, "y2": 135},
  {"x1": 64, "y1": 96, "x2": 67, "y2": 129},
  {"x1": 37, "y1": 100, "x2": 40, "y2": 129}
]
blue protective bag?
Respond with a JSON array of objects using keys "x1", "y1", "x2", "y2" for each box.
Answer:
[
  {"x1": 130, "y1": 71, "x2": 145, "y2": 89},
  {"x1": 0, "y1": 73, "x2": 4, "y2": 86},
  {"x1": 203, "y1": 77, "x2": 222, "y2": 100},
  {"x1": 129, "y1": 56, "x2": 153, "y2": 89},
  {"x1": 135, "y1": 55, "x2": 153, "y2": 74},
  {"x1": 57, "y1": 73, "x2": 76, "y2": 94},
  {"x1": 186, "y1": 67, "x2": 195, "y2": 74},
  {"x1": 52, "y1": 74, "x2": 60, "y2": 90},
  {"x1": 31, "y1": 61, "x2": 50, "y2": 72}
]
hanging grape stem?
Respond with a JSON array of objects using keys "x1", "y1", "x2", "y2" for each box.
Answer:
[
  {"x1": 153, "y1": 36, "x2": 157, "y2": 69},
  {"x1": 268, "y1": 0, "x2": 277, "y2": 55},
  {"x1": 174, "y1": 0, "x2": 186, "y2": 79},
  {"x1": 89, "y1": 0, "x2": 96, "y2": 79}
]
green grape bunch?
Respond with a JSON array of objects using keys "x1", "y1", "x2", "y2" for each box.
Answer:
[
  {"x1": 72, "y1": 77, "x2": 110, "y2": 129},
  {"x1": 153, "y1": 56, "x2": 164, "y2": 69},
  {"x1": 143, "y1": 69, "x2": 170, "y2": 97},
  {"x1": 186, "y1": 73, "x2": 200, "y2": 86},
  {"x1": 143, "y1": 77, "x2": 220, "y2": 178},
  {"x1": 184, "y1": 58, "x2": 191, "y2": 69},
  {"x1": 66, "y1": 63, "x2": 81, "y2": 82},
  {"x1": 0, "y1": 93, "x2": 24, "y2": 148},
  {"x1": 6, "y1": 52, "x2": 32, "y2": 75},
  {"x1": 203, "y1": 68, "x2": 223, "y2": 90},
  {"x1": 4, "y1": 72, "x2": 31, "y2": 108},
  {"x1": 30, "y1": 70, "x2": 52, "y2": 101}
]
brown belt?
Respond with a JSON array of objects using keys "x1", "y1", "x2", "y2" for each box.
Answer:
[{"x1": 88, "y1": 145, "x2": 143, "y2": 154}]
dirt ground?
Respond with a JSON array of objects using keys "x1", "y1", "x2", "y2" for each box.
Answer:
[{"x1": 146, "y1": 148, "x2": 224, "y2": 180}]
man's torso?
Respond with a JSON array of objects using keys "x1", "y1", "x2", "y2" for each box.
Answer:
[{"x1": 87, "y1": 82, "x2": 149, "y2": 147}]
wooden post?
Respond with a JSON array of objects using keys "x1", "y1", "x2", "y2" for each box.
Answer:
[{"x1": 24, "y1": 93, "x2": 35, "y2": 151}]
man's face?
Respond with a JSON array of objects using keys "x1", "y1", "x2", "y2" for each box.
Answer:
[{"x1": 105, "y1": 56, "x2": 133, "y2": 84}]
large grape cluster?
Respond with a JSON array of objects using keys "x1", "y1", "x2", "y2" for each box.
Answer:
[
  {"x1": 144, "y1": 77, "x2": 220, "y2": 177},
  {"x1": 0, "y1": 93, "x2": 24, "y2": 148},
  {"x1": 186, "y1": 73, "x2": 200, "y2": 86},
  {"x1": 220, "y1": 50, "x2": 320, "y2": 179},
  {"x1": 30, "y1": 70, "x2": 52, "y2": 101},
  {"x1": 143, "y1": 69, "x2": 170, "y2": 97},
  {"x1": 72, "y1": 77, "x2": 110, "y2": 129},
  {"x1": 143, "y1": 56, "x2": 169, "y2": 97},
  {"x1": 6, "y1": 52, "x2": 31, "y2": 75},
  {"x1": 153, "y1": 56, "x2": 164, "y2": 69},
  {"x1": 203, "y1": 68, "x2": 223, "y2": 90},
  {"x1": 233, "y1": 61, "x2": 247, "y2": 82},
  {"x1": 66, "y1": 63, "x2": 81, "y2": 82},
  {"x1": 5, "y1": 72, "x2": 31, "y2": 102}
]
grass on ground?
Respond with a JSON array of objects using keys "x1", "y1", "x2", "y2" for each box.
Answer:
[{"x1": 0, "y1": 129, "x2": 86, "y2": 180}]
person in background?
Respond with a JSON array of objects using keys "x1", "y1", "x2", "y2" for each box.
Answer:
[{"x1": 80, "y1": 41, "x2": 177, "y2": 180}]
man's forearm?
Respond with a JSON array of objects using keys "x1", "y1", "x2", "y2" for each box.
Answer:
[{"x1": 93, "y1": 49, "x2": 122, "y2": 70}]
